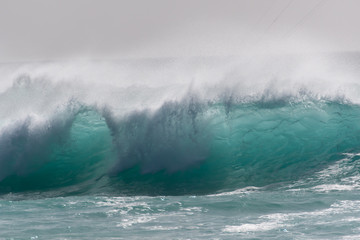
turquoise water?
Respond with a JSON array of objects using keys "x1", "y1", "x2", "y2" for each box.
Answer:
[
  {"x1": 1, "y1": 99, "x2": 360, "y2": 239},
  {"x1": 1, "y1": 188, "x2": 360, "y2": 239}
]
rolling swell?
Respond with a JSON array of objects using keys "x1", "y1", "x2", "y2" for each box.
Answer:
[{"x1": 1, "y1": 98, "x2": 360, "y2": 196}]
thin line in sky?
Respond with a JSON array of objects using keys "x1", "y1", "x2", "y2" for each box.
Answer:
[
  {"x1": 265, "y1": 0, "x2": 295, "y2": 33},
  {"x1": 239, "y1": 0, "x2": 278, "y2": 46},
  {"x1": 253, "y1": 0, "x2": 295, "y2": 45},
  {"x1": 284, "y1": 0, "x2": 327, "y2": 39}
]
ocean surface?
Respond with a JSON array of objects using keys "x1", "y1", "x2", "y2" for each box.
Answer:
[{"x1": 1, "y1": 54, "x2": 360, "y2": 239}]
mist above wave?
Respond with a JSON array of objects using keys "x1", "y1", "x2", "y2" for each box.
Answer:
[{"x1": 0, "y1": 53, "x2": 359, "y2": 124}]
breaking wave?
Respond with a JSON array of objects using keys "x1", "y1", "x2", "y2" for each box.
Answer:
[
  {"x1": 1, "y1": 98, "x2": 360, "y2": 196},
  {"x1": 1, "y1": 55, "x2": 360, "y2": 196}
]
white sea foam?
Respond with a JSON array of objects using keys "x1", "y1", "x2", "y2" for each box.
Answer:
[
  {"x1": 143, "y1": 226, "x2": 180, "y2": 231},
  {"x1": 223, "y1": 222, "x2": 283, "y2": 233},
  {"x1": 312, "y1": 184, "x2": 355, "y2": 192},
  {"x1": 116, "y1": 216, "x2": 156, "y2": 228},
  {"x1": 222, "y1": 200, "x2": 360, "y2": 235},
  {"x1": 208, "y1": 186, "x2": 261, "y2": 197},
  {"x1": 287, "y1": 152, "x2": 360, "y2": 192}
]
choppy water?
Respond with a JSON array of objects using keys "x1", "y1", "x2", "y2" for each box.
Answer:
[
  {"x1": 2, "y1": 179, "x2": 360, "y2": 239},
  {"x1": 1, "y1": 55, "x2": 360, "y2": 239}
]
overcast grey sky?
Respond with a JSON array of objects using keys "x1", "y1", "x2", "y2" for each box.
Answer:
[{"x1": 0, "y1": 0, "x2": 360, "y2": 61}]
